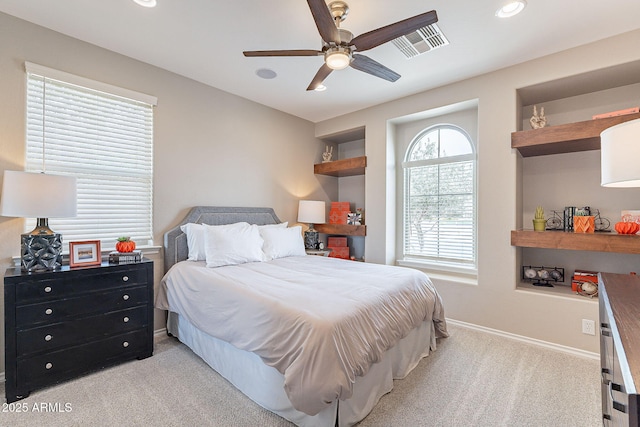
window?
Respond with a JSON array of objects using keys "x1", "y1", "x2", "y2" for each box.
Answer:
[
  {"x1": 25, "y1": 63, "x2": 156, "y2": 250},
  {"x1": 402, "y1": 124, "x2": 476, "y2": 270}
]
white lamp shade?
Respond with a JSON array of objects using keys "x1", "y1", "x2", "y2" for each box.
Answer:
[
  {"x1": 601, "y1": 119, "x2": 640, "y2": 187},
  {"x1": 0, "y1": 171, "x2": 77, "y2": 218},
  {"x1": 297, "y1": 200, "x2": 325, "y2": 224}
]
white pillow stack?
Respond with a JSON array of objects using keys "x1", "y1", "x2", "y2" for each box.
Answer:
[{"x1": 180, "y1": 221, "x2": 306, "y2": 268}]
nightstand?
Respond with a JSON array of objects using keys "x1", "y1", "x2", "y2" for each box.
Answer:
[
  {"x1": 305, "y1": 249, "x2": 332, "y2": 257},
  {"x1": 4, "y1": 259, "x2": 154, "y2": 403}
]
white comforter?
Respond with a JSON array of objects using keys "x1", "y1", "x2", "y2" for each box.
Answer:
[{"x1": 156, "y1": 255, "x2": 447, "y2": 415}]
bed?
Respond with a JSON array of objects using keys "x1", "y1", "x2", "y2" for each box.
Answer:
[{"x1": 156, "y1": 206, "x2": 448, "y2": 426}]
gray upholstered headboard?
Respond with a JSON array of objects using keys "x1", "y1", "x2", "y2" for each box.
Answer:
[{"x1": 163, "y1": 206, "x2": 281, "y2": 273}]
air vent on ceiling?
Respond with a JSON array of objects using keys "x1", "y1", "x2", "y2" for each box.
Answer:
[{"x1": 391, "y1": 23, "x2": 449, "y2": 59}]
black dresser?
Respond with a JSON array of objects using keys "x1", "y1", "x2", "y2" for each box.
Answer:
[
  {"x1": 4, "y1": 259, "x2": 154, "y2": 403},
  {"x1": 599, "y1": 272, "x2": 640, "y2": 426}
]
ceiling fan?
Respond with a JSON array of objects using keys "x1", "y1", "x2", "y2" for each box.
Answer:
[{"x1": 243, "y1": 0, "x2": 438, "y2": 91}]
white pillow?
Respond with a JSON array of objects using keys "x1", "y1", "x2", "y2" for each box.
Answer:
[
  {"x1": 260, "y1": 226, "x2": 306, "y2": 260},
  {"x1": 180, "y1": 223, "x2": 207, "y2": 261},
  {"x1": 205, "y1": 223, "x2": 264, "y2": 268},
  {"x1": 258, "y1": 221, "x2": 288, "y2": 230}
]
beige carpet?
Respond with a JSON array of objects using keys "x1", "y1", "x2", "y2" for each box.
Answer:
[{"x1": 1, "y1": 324, "x2": 601, "y2": 426}]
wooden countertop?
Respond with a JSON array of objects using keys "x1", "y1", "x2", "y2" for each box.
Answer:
[{"x1": 600, "y1": 272, "x2": 640, "y2": 393}]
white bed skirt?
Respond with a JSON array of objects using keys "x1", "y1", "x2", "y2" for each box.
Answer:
[{"x1": 168, "y1": 312, "x2": 434, "y2": 427}]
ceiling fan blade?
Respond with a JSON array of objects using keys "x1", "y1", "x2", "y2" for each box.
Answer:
[
  {"x1": 307, "y1": 0, "x2": 340, "y2": 44},
  {"x1": 350, "y1": 10, "x2": 438, "y2": 52},
  {"x1": 243, "y1": 49, "x2": 322, "y2": 57},
  {"x1": 350, "y1": 54, "x2": 400, "y2": 82},
  {"x1": 306, "y1": 63, "x2": 333, "y2": 91}
]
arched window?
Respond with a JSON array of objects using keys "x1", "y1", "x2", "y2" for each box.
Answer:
[{"x1": 402, "y1": 124, "x2": 476, "y2": 269}]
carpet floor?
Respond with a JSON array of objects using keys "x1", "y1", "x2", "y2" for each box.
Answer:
[{"x1": 0, "y1": 323, "x2": 601, "y2": 426}]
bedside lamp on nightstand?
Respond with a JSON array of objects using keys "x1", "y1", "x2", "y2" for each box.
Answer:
[
  {"x1": 0, "y1": 170, "x2": 77, "y2": 271},
  {"x1": 298, "y1": 200, "x2": 325, "y2": 249}
]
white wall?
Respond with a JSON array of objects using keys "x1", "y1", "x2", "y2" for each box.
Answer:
[
  {"x1": 0, "y1": 12, "x2": 334, "y2": 374},
  {"x1": 315, "y1": 29, "x2": 640, "y2": 353}
]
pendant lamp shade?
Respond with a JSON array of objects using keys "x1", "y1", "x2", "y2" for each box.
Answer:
[{"x1": 601, "y1": 119, "x2": 640, "y2": 188}]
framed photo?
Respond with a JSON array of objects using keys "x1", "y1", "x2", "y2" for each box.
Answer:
[{"x1": 69, "y1": 240, "x2": 102, "y2": 267}]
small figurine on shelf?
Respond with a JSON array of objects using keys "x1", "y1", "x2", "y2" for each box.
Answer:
[
  {"x1": 347, "y1": 212, "x2": 361, "y2": 225},
  {"x1": 322, "y1": 146, "x2": 333, "y2": 163},
  {"x1": 530, "y1": 105, "x2": 547, "y2": 129}
]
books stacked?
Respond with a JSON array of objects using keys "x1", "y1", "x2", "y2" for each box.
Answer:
[{"x1": 109, "y1": 250, "x2": 142, "y2": 264}]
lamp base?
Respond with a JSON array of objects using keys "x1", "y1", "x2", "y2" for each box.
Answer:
[
  {"x1": 303, "y1": 229, "x2": 319, "y2": 250},
  {"x1": 21, "y1": 232, "x2": 63, "y2": 271}
]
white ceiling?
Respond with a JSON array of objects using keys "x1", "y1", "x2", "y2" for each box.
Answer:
[{"x1": 1, "y1": 0, "x2": 639, "y2": 123}]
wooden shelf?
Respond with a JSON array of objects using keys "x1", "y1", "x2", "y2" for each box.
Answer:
[
  {"x1": 516, "y1": 281, "x2": 596, "y2": 302},
  {"x1": 511, "y1": 112, "x2": 640, "y2": 157},
  {"x1": 315, "y1": 223, "x2": 366, "y2": 236},
  {"x1": 511, "y1": 230, "x2": 640, "y2": 254},
  {"x1": 314, "y1": 156, "x2": 366, "y2": 177}
]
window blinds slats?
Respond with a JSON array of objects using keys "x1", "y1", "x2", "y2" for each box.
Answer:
[
  {"x1": 25, "y1": 71, "x2": 154, "y2": 249},
  {"x1": 403, "y1": 125, "x2": 476, "y2": 267}
]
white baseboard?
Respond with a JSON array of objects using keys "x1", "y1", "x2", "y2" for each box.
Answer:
[
  {"x1": 446, "y1": 318, "x2": 599, "y2": 361},
  {"x1": 154, "y1": 327, "x2": 169, "y2": 338}
]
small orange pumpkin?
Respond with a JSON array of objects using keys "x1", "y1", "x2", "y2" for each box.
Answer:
[
  {"x1": 116, "y1": 237, "x2": 136, "y2": 253},
  {"x1": 615, "y1": 221, "x2": 640, "y2": 235}
]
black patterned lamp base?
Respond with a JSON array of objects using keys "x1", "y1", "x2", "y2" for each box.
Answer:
[
  {"x1": 21, "y1": 232, "x2": 63, "y2": 271},
  {"x1": 303, "y1": 230, "x2": 319, "y2": 250}
]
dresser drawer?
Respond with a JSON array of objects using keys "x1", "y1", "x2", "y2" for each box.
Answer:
[
  {"x1": 15, "y1": 266, "x2": 148, "y2": 303},
  {"x1": 16, "y1": 285, "x2": 148, "y2": 327},
  {"x1": 16, "y1": 329, "x2": 149, "y2": 392},
  {"x1": 17, "y1": 306, "x2": 148, "y2": 357}
]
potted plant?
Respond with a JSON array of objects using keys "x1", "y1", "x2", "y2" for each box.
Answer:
[
  {"x1": 533, "y1": 206, "x2": 546, "y2": 232},
  {"x1": 574, "y1": 210, "x2": 595, "y2": 233}
]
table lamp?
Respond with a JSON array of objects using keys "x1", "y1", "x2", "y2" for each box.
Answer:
[
  {"x1": 1, "y1": 170, "x2": 77, "y2": 271},
  {"x1": 601, "y1": 119, "x2": 640, "y2": 188},
  {"x1": 298, "y1": 200, "x2": 325, "y2": 249}
]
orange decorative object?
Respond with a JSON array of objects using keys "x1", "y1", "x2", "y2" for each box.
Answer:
[
  {"x1": 329, "y1": 202, "x2": 350, "y2": 224},
  {"x1": 328, "y1": 246, "x2": 349, "y2": 259},
  {"x1": 327, "y1": 237, "x2": 347, "y2": 247},
  {"x1": 615, "y1": 221, "x2": 640, "y2": 235},
  {"x1": 116, "y1": 237, "x2": 136, "y2": 253},
  {"x1": 573, "y1": 216, "x2": 595, "y2": 233}
]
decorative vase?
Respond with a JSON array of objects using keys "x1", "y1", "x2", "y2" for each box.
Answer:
[
  {"x1": 573, "y1": 216, "x2": 595, "y2": 233},
  {"x1": 615, "y1": 221, "x2": 640, "y2": 234},
  {"x1": 533, "y1": 219, "x2": 546, "y2": 232}
]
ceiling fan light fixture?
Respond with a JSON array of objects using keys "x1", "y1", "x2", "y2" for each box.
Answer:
[
  {"x1": 325, "y1": 49, "x2": 351, "y2": 70},
  {"x1": 314, "y1": 84, "x2": 327, "y2": 92},
  {"x1": 133, "y1": 0, "x2": 157, "y2": 7},
  {"x1": 496, "y1": 0, "x2": 526, "y2": 18}
]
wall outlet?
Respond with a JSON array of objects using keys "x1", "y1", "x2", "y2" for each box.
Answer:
[{"x1": 582, "y1": 319, "x2": 596, "y2": 336}]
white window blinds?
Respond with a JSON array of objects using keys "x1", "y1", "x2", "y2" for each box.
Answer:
[
  {"x1": 25, "y1": 63, "x2": 155, "y2": 250},
  {"x1": 402, "y1": 125, "x2": 477, "y2": 269}
]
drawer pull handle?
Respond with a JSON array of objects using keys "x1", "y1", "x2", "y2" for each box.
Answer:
[
  {"x1": 44, "y1": 334, "x2": 52, "y2": 342},
  {"x1": 123, "y1": 316, "x2": 130, "y2": 323},
  {"x1": 122, "y1": 276, "x2": 129, "y2": 282},
  {"x1": 123, "y1": 294, "x2": 130, "y2": 301},
  {"x1": 44, "y1": 286, "x2": 52, "y2": 293},
  {"x1": 123, "y1": 341, "x2": 129, "y2": 348},
  {"x1": 45, "y1": 308, "x2": 53, "y2": 315},
  {"x1": 45, "y1": 362, "x2": 53, "y2": 370}
]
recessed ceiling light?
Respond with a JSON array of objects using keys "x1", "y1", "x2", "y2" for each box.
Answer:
[
  {"x1": 133, "y1": 0, "x2": 157, "y2": 8},
  {"x1": 256, "y1": 68, "x2": 277, "y2": 79},
  {"x1": 496, "y1": 0, "x2": 526, "y2": 18},
  {"x1": 314, "y1": 85, "x2": 327, "y2": 92}
]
